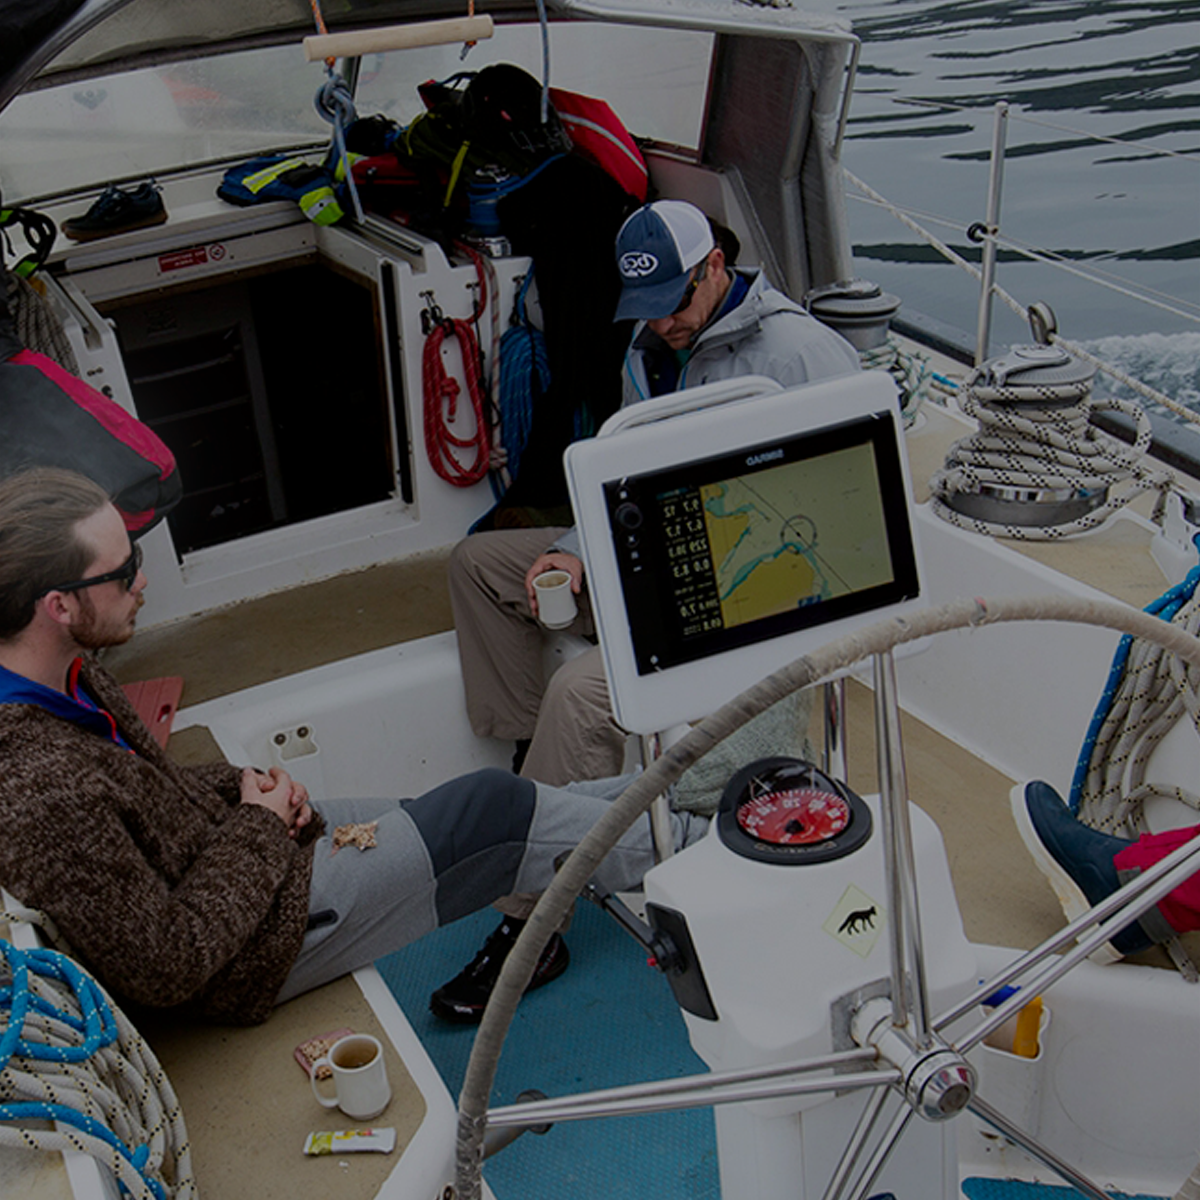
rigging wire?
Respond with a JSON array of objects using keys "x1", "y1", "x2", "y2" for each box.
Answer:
[
  {"x1": 846, "y1": 191, "x2": 1200, "y2": 327},
  {"x1": 892, "y1": 98, "x2": 1200, "y2": 165},
  {"x1": 844, "y1": 168, "x2": 1200, "y2": 427},
  {"x1": 990, "y1": 233, "x2": 1200, "y2": 326}
]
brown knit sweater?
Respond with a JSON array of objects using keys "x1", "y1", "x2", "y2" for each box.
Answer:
[{"x1": 0, "y1": 658, "x2": 323, "y2": 1024}]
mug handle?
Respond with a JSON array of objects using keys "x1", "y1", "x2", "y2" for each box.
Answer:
[{"x1": 310, "y1": 1057, "x2": 339, "y2": 1108}]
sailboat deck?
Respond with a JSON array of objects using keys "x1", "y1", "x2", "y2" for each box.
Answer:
[{"x1": 6, "y1": 402, "x2": 1195, "y2": 1199}]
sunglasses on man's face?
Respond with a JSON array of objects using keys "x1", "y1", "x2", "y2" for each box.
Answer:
[
  {"x1": 670, "y1": 257, "x2": 709, "y2": 315},
  {"x1": 43, "y1": 543, "x2": 143, "y2": 596}
]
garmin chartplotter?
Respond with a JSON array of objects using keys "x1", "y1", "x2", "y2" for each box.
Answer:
[{"x1": 563, "y1": 372, "x2": 924, "y2": 733}]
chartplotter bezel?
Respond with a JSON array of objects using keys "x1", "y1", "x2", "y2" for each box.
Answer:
[{"x1": 563, "y1": 372, "x2": 925, "y2": 734}]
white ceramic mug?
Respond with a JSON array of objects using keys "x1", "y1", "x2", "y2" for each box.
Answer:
[
  {"x1": 309, "y1": 1033, "x2": 391, "y2": 1121},
  {"x1": 533, "y1": 569, "x2": 578, "y2": 630}
]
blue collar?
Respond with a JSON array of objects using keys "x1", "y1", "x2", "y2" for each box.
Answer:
[{"x1": 0, "y1": 659, "x2": 131, "y2": 749}]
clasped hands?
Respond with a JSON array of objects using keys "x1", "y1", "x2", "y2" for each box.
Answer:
[{"x1": 240, "y1": 766, "x2": 313, "y2": 838}]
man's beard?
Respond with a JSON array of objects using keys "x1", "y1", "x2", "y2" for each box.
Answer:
[{"x1": 71, "y1": 591, "x2": 142, "y2": 650}]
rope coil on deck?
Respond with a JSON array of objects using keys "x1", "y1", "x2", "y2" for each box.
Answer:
[
  {"x1": 858, "y1": 334, "x2": 934, "y2": 427},
  {"x1": 928, "y1": 373, "x2": 1177, "y2": 540},
  {"x1": 1069, "y1": 565, "x2": 1200, "y2": 978},
  {"x1": 1073, "y1": 564, "x2": 1200, "y2": 833},
  {"x1": 0, "y1": 916, "x2": 196, "y2": 1200}
]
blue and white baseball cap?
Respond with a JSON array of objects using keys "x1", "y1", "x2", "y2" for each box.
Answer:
[{"x1": 614, "y1": 200, "x2": 715, "y2": 321}]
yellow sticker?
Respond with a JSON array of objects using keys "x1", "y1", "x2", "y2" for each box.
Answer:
[{"x1": 823, "y1": 885, "x2": 884, "y2": 958}]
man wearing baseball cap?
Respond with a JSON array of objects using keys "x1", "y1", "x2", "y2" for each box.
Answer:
[
  {"x1": 613, "y1": 199, "x2": 860, "y2": 398},
  {"x1": 435, "y1": 200, "x2": 861, "y2": 1021}
]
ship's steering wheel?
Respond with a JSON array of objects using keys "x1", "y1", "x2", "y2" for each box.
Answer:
[{"x1": 452, "y1": 594, "x2": 1200, "y2": 1200}]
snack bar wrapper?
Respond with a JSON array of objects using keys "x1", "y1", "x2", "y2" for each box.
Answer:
[{"x1": 303, "y1": 1128, "x2": 396, "y2": 1155}]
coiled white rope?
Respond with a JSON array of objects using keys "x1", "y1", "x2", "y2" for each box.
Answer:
[
  {"x1": 0, "y1": 913, "x2": 196, "y2": 1199},
  {"x1": 1069, "y1": 569, "x2": 1200, "y2": 979},
  {"x1": 858, "y1": 334, "x2": 933, "y2": 427},
  {"x1": 5, "y1": 272, "x2": 78, "y2": 373},
  {"x1": 928, "y1": 375, "x2": 1177, "y2": 540},
  {"x1": 1075, "y1": 579, "x2": 1200, "y2": 837}
]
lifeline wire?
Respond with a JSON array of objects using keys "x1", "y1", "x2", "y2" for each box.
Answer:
[
  {"x1": 0, "y1": 930, "x2": 196, "y2": 1199},
  {"x1": 843, "y1": 167, "x2": 1200, "y2": 427}
]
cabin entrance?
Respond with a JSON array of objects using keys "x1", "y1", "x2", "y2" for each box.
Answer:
[{"x1": 101, "y1": 262, "x2": 394, "y2": 555}]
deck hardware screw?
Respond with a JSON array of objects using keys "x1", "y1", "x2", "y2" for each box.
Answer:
[
  {"x1": 298, "y1": 726, "x2": 309, "y2": 738},
  {"x1": 273, "y1": 733, "x2": 286, "y2": 746}
]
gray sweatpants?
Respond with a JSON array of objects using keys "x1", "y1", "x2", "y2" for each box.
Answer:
[
  {"x1": 447, "y1": 528, "x2": 630, "y2": 786},
  {"x1": 277, "y1": 768, "x2": 708, "y2": 1003}
]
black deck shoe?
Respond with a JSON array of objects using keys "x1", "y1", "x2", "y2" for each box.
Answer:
[
  {"x1": 62, "y1": 182, "x2": 167, "y2": 242},
  {"x1": 429, "y1": 918, "x2": 569, "y2": 1024},
  {"x1": 512, "y1": 738, "x2": 532, "y2": 774}
]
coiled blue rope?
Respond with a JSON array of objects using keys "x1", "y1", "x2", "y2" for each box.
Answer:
[
  {"x1": 0, "y1": 939, "x2": 167, "y2": 1200},
  {"x1": 1069, "y1": 542, "x2": 1200, "y2": 814},
  {"x1": 495, "y1": 270, "x2": 550, "y2": 494}
]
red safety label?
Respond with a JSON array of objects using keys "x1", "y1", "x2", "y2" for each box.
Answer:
[{"x1": 158, "y1": 247, "x2": 209, "y2": 272}]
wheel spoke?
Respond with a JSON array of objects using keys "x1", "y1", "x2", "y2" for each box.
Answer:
[
  {"x1": 486, "y1": 1058, "x2": 897, "y2": 1128},
  {"x1": 820, "y1": 1086, "x2": 896, "y2": 1200},
  {"x1": 968, "y1": 1094, "x2": 1112, "y2": 1200},
  {"x1": 936, "y1": 828, "x2": 1200, "y2": 1035},
  {"x1": 840, "y1": 1100, "x2": 915, "y2": 1200},
  {"x1": 873, "y1": 649, "x2": 933, "y2": 1042},
  {"x1": 947, "y1": 833, "x2": 1200, "y2": 1055}
]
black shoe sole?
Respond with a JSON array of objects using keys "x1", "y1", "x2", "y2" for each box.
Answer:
[
  {"x1": 429, "y1": 939, "x2": 570, "y2": 1025},
  {"x1": 62, "y1": 208, "x2": 168, "y2": 242}
]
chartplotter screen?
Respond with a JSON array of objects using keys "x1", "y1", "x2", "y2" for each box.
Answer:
[{"x1": 603, "y1": 412, "x2": 918, "y2": 675}]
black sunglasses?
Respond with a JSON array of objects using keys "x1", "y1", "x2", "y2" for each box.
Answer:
[
  {"x1": 670, "y1": 256, "x2": 709, "y2": 315},
  {"x1": 43, "y1": 543, "x2": 143, "y2": 596}
]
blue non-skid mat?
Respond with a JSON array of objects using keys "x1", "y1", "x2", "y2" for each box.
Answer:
[
  {"x1": 376, "y1": 899, "x2": 719, "y2": 1199},
  {"x1": 962, "y1": 1179, "x2": 1166, "y2": 1200}
]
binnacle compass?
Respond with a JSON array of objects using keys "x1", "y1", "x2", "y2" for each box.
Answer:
[{"x1": 716, "y1": 757, "x2": 872, "y2": 865}]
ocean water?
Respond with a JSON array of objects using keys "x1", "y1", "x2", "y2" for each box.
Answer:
[{"x1": 837, "y1": 0, "x2": 1200, "y2": 411}]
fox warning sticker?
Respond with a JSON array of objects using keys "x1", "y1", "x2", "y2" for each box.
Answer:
[{"x1": 823, "y1": 885, "x2": 884, "y2": 958}]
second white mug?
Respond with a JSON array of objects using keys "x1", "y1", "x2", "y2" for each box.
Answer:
[{"x1": 309, "y1": 1033, "x2": 391, "y2": 1121}]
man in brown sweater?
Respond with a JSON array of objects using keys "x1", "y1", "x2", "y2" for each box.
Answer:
[{"x1": 0, "y1": 468, "x2": 706, "y2": 1025}]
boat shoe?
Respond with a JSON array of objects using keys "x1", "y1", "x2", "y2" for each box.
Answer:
[
  {"x1": 1012, "y1": 780, "x2": 1153, "y2": 961},
  {"x1": 62, "y1": 181, "x2": 167, "y2": 242},
  {"x1": 429, "y1": 917, "x2": 569, "y2": 1023}
]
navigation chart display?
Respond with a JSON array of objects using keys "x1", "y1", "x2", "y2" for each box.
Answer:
[{"x1": 603, "y1": 413, "x2": 918, "y2": 675}]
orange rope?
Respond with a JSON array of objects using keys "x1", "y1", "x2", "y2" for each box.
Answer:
[{"x1": 308, "y1": 0, "x2": 336, "y2": 68}]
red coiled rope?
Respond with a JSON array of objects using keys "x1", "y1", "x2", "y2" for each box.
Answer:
[{"x1": 422, "y1": 317, "x2": 491, "y2": 486}]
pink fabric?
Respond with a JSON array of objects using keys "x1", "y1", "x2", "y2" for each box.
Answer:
[
  {"x1": 10, "y1": 350, "x2": 175, "y2": 532},
  {"x1": 1114, "y1": 823, "x2": 1200, "y2": 934}
]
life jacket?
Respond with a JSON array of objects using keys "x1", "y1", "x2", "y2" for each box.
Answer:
[
  {"x1": 217, "y1": 156, "x2": 344, "y2": 226},
  {"x1": 548, "y1": 88, "x2": 648, "y2": 202}
]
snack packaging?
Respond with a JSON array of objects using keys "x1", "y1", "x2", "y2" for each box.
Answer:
[{"x1": 303, "y1": 1128, "x2": 396, "y2": 1155}]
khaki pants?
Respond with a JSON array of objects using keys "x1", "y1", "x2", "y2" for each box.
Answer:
[{"x1": 447, "y1": 528, "x2": 630, "y2": 787}]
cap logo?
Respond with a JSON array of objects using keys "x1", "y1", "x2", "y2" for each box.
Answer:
[{"x1": 619, "y1": 251, "x2": 659, "y2": 279}]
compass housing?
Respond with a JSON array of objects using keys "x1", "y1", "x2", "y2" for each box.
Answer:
[{"x1": 716, "y1": 756, "x2": 873, "y2": 865}]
